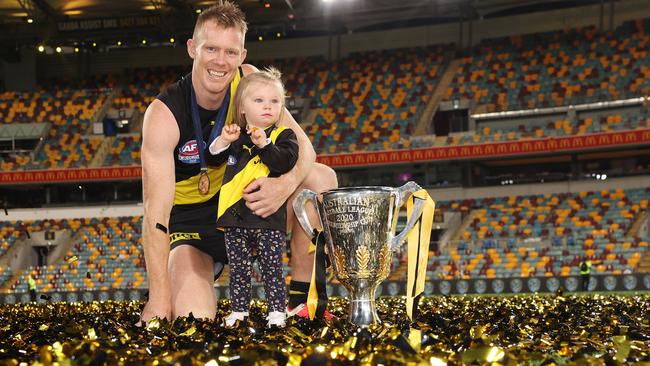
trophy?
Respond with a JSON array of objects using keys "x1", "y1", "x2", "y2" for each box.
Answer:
[{"x1": 293, "y1": 182, "x2": 426, "y2": 327}]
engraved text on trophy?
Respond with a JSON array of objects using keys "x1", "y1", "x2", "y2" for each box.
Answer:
[{"x1": 324, "y1": 196, "x2": 374, "y2": 234}]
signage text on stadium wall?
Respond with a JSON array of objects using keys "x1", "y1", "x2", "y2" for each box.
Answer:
[
  {"x1": 58, "y1": 16, "x2": 161, "y2": 32},
  {"x1": 0, "y1": 129, "x2": 649, "y2": 184},
  {"x1": 0, "y1": 167, "x2": 141, "y2": 185},
  {"x1": 316, "y1": 129, "x2": 650, "y2": 167}
]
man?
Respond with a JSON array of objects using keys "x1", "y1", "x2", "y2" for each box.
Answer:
[
  {"x1": 579, "y1": 258, "x2": 592, "y2": 292},
  {"x1": 140, "y1": 2, "x2": 336, "y2": 322},
  {"x1": 28, "y1": 274, "x2": 37, "y2": 302}
]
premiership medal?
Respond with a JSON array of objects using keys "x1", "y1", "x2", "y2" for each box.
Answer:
[
  {"x1": 189, "y1": 78, "x2": 231, "y2": 197},
  {"x1": 198, "y1": 169, "x2": 210, "y2": 195}
]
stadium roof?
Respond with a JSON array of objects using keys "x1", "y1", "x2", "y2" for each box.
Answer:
[{"x1": 0, "y1": 0, "x2": 604, "y2": 46}]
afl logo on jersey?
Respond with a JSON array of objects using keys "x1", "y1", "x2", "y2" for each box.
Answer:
[{"x1": 178, "y1": 139, "x2": 205, "y2": 164}]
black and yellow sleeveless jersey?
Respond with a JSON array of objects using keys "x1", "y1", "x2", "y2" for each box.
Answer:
[
  {"x1": 157, "y1": 69, "x2": 242, "y2": 230},
  {"x1": 216, "y1": 125, "x2": 298, "y2": 232}
]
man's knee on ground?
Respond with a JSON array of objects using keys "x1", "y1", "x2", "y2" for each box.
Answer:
[
  {"x1": 168, "y1": 246, "x2": 216, "y2": 319},
  {"x1": 286, "y1": 163, "x2": 337, "y2": 232}
]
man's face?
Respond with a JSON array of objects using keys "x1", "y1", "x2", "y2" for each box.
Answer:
[{"x1": 188, "y1": 22, "x2": 247, "y2": 100}]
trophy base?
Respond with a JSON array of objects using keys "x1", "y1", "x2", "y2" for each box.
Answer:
[{"x1": 349, "y1": 299, "x2": 380, "y2": 327}]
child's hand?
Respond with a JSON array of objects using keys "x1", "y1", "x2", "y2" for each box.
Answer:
[
  {"x1": 249, "y1": 127, "x2": 269, "y2": 148},
  {"x1": 221, "y1": 124, "x2": 241, "y2": 144}
]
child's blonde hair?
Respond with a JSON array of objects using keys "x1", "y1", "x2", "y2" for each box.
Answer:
[{"x1": 231, "y1": 66, "x2": 285, "y2": 128}]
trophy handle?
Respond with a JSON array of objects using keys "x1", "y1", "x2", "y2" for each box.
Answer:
[
  {"x1": 391, "y1": 182, "x2": 426, "y2": 251},
  {"x1": 292, "y1": 189, "x2": 321, "y2": 237},
  {"x1": 395, "y1": 181, "x2": 422, "y2": 207}
]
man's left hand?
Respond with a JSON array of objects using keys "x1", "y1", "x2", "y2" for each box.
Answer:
[{"x1": 243, "y1": 175, "x2": 295, "y2": 218}]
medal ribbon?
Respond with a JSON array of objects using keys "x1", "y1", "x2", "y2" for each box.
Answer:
[{"x1": 189, "y1": 80, "x2": 231, "y2": 177}]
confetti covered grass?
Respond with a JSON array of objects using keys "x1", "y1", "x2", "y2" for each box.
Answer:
[{"x1": 1, "y1": 295, "x2": 649, "y2": 365}]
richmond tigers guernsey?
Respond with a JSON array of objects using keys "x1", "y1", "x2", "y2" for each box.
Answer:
[
  {"x1": 157, "y1": 68, "x2": 242, "y2": 235},
  {"x1": 215, "y1": 125, "x2": 298, "y2": 232}
]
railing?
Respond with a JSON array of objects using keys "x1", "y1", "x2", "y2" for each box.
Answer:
[
  {"x1": 437, "y1": 212, "x2": 461, "y2": 252},
  {"x1": 437, "y1": 235, "x2": 591, "y2": 253},
  {"x1": 471, "y1": 90, "x2": 650, "y2": 117}
]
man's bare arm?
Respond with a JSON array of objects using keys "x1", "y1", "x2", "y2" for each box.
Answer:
[
  {"x1": 277, "y1": 100, "x2": 317, "y2": 180},
  {"x1": 139, "y1": 99, "x2": 179, "y2": 322},
  {"x1": 240, "y1": 63, "x2": 317, "y2": 217}
]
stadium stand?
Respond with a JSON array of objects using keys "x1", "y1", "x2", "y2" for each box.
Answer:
[
  {"x1": 102, "y1": 135, "x2": 141, "y2": 166},
  {"x1": 430, "y1": 187, "x2": 650, "y2": 279},
  {"x1": 0, "y1": 88, "x2": 111, "y2": 169},
  {"x1": 4, "y1": 18, "x2": 650, "y2": 167},
  {"x1": 455, "y1": 108, "x2": 650, "y2": 146},
  {"x1": 1, "y1": 185, "x2": 647, "y2": 295},
  {"x1": 112, "y1": 66, "x2": 187, "y2": 114},
  {"x1": 1, "y1": 12, "x2": 650, "y2": 300},
  {"x1": 263, "y1": 46, "x2": 449, "y2": 154},
  {"x1": 445, "y1": 19, "x2": 650, "y2": 112},
  {"x1": 0, "y1": 266, "x2": 11, "y2": 288},
  {"x1": 6, "y1": 217, "x2": 144, "y2": 294}
]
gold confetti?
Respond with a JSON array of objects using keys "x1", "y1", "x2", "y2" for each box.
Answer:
[
  {"x1": 179, "y1": 325, "x2": 196, "y2": 337},
  {"x1": 0, "y1": 296, "x2": 648, "y2": 364},
  {"x1": 145, "y1": 318, "x2": 160, "y2": 331},
  {"x1": 87, "y1": 328, "x2": 97, "y2": 340}
]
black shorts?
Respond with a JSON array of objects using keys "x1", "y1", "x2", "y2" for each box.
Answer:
[{"x1": 169, "y1": 226, "x2": 228, "y2": 265}]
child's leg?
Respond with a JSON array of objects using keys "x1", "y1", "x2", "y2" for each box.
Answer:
[
  {"x1": 225, "y1": 227, "x2": 254, "y2": 312},
  {"x1": 254, "y1": 228, "x2": 287, "y2": 312}
]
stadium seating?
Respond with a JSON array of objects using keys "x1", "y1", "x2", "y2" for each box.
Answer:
[
  {"x1": 0, "y1": 88, "x2": 111, "y2": 170},
  {"x1": 38, "y1": 74, "x2": 118, "y2": 92},
  {"x1": 0, "y1": 183, "x2": 648, "y2": 295},
  {"x1": 453, "y1": 109, "x2": 650, "y2": 146},
  {"x1": 103, "y1": 135, "x2": 142, "y2": 166},
  {"x1": 429, "y1": 187, "x2": 650, "y2": 279},
  {"x1": 445, "y1": 19, "x2": 650, "y2": 112},
  {"x1": 0, "y1": 223, "x2": 22, "y2": 258},
  {"x1": 0, "y1": 266, "x2": 11, "y2": 288},
  {"x1": 0, "y1": 219, "x2": 74, "y2": 257},
  {"x1": 112, "y1": 66, "x2": 187, "y2": 114},
  {"x1": 263, "y1": 46, "x2": 448, "y2": 154},
  {"x1": 8, "y1": 217, "x2": 145, "y2": 294}
]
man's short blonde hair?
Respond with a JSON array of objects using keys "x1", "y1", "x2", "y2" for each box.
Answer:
[
  {"x1": 231, "y1": 67, "x2": 286, "y2": 128},
  {"x1": 193, "y1": 1, "x2": 248, "y2": 41}
]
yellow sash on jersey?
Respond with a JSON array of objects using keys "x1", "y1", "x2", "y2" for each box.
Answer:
[
  {"x1": 217, "y1": 127, "x2": 287, "y2": 219},
  {"x1": 174, "y1": 165, "x2": 226, "y2": 205},
  {"x1": 173, "y1": 70, "x2": 242, "y2": 206}
]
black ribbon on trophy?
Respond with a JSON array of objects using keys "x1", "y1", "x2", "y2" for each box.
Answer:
[
  {"x1": 307, "y1": 229, "x2": 329, "y2": 319},
  {"x1": 189, "y1": 82, "x2": 231, "y2": 195}
]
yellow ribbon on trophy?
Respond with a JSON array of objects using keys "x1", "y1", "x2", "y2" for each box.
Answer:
[{"x1": 406, "y1": 189, "x2": 435, "y2": 322}]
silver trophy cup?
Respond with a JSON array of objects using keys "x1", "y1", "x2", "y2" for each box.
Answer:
[{"x1": 292, "y1": 182, "x2": 426, "y2": 327}]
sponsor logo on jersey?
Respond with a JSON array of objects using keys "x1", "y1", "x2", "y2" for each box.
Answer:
[
  {"x1": 178, "y1": 140, "x2": 206, "y2": 164},
  {"x1": 170, "y1": 232, "x2": 201, "y2": 245},
  {"x1": 227, "y1": 155, "x2": 237, "y2": 166}
]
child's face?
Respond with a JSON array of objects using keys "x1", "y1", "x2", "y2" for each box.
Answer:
[{"x1": 242, "y1": 82, "x2": 283, "y2": 129}]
